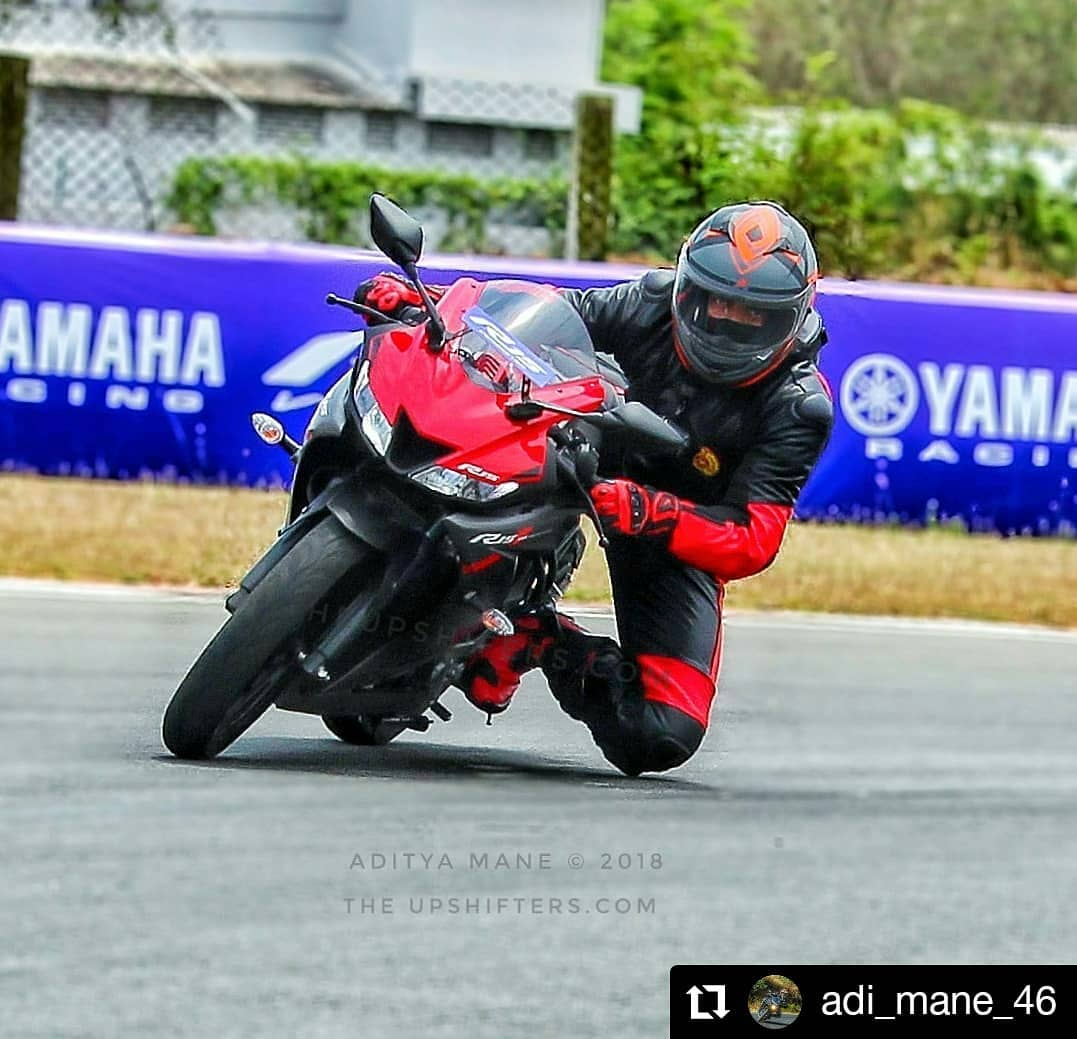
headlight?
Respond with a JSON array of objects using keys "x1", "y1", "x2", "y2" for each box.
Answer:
[
  {"x1": 411, "y1": 465, "x2": 519, "y2": 502},
  {"x1": 361, "y1": 405, "x2": 393, "y2": 456},
  {"x1": 353, "y1": 360, "x2": 392, "y2": 456},
  {"x1": 353, "y1": 358, "x2": 374, "y2": 411}
]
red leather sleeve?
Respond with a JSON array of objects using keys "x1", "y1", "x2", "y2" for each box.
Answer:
[
  {"x1": 664, "y1": 382, "x2": 831, "y2": 582},
  {"x1": 667, "y1": 502, "x2": 793, "y2": 582}
]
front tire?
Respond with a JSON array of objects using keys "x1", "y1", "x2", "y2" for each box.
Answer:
[{"x1": 162, "y1": 516, "x2": 367, "y2": 760}]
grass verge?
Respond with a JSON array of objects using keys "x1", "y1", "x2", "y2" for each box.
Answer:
[{"x1": 1, "y1": 475, "x2": 1074, "y2": 628}]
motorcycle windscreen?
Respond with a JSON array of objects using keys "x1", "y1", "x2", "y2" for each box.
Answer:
[{"x1": 456, "y1": 280, "x2": 598, "y2": 388}]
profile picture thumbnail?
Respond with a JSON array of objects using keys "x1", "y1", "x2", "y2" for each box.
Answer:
[{"x1": 750, "y1": 974, "x2": 801, "y2": 1028}]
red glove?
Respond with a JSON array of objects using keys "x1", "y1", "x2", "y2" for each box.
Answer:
[
  {"x1": 354, "y1": 271, "x2": 424, "y2": 315},
  {"x1": 590, "y1": 479, "x2": 680, "y2": 539}
]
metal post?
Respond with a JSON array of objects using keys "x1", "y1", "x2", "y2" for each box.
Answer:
[
  {"x1": 570, "y1": 92, "x2": 614, "y2": 263},
  {"x1": 0, "y1": 52, "x2": 29, "y2": 221}
]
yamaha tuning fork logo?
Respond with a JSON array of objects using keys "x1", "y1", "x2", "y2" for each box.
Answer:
[
  {"x1": 837, "y1": 351, "x2": 1077, "y2": 470},
  {"x1": 840, "y1": 353, "x2": 920, "y2": 437}
]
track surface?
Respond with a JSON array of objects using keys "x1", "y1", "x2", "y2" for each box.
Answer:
[{"x1": 1, "y1": 583, "x2": 1075, "y2": 1037}]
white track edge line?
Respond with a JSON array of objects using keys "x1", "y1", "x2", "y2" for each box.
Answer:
[{"x1": 1, "y1": 577, "x2": 1073, "y2": 642}]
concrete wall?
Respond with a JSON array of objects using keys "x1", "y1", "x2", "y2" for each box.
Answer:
[
  {"x1": 88, "y1": 0, "x2": 606, "y2": 86},
  {"x1": 407, "y1": 0, "x2": 604, "y2": 85}
]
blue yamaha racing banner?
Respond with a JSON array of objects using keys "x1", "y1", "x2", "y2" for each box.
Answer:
[
  {"x1": 0, "y1": 230, "x2": 374, "y2": 487},
  {"x1": 1, "y1": 226, "x2": 1075, "y2": 532},
  {"x1": 0, "y1": 229, "x2": 630, "y2": 488},
  {"x1": 803, "y1": 282, "x2": 1077, "y2": 534}
]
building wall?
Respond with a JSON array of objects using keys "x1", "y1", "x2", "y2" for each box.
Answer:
[
  {"x1": 334, "y1": 0, "x2": 416, "y2": 84},
  {"x1": 8, "y1": 2, "x2": 614, "y2": 254},
  {"x1": 159, "y1": 0, "x2": 345, "y2": 56},
  {"x1": 406, "y1": 0, "x2": 604, "y2": 86},
  {"x1": 10, "y1": 3, "x2": 637, "y2": 131},
  {"x1": 112, "y1": 0, "x2": 606, "y2": 86}
]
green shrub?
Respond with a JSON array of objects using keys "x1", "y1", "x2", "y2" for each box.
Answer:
[
  {"x1": 781, "y1": 106, "x2": 911, "y2": 278},
  {"x1": 168, "y1": 156, "x2": 567, "y2": 254},
  {"x1": 607, "y1": 101, "x2": 1076, "y2": 282}
]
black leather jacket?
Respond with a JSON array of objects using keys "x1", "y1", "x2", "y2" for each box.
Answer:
[{"x1": 562, "y1": 269, "x2": 833, "y2": 582}]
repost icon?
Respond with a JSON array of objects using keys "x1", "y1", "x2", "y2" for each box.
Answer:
[{"x1": 688, "y1": 983, "x2": 732, "y2": 1020}]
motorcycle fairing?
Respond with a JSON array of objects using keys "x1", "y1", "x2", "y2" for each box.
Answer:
[{"x1": 365, "y1": 279, "x2": 607, "y2": 487}]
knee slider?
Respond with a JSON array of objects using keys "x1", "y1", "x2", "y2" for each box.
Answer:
[{"x1": 599, "y1": 699, "x2": 704, "y2": 775}]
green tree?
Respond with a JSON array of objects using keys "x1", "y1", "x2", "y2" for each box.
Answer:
[
  {"x1": 603, "y1": 0, "x2": 760, "y2": 126},
  {"x1": 601, "y1": 0, "x2": 768, "y2": 257},
  {"x1": 742, "y1": 0, "x2": 1077, "y2": 124}
]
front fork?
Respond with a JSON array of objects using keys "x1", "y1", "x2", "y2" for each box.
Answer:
[{"x1": 294, "y1": 519, "x2": 519, "y2": 696}]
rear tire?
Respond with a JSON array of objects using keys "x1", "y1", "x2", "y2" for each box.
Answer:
[
  {"x1": 322, "y1": 715, "x2": 407, "y2": 746},
  {"x1": 162, "y1": 516, "x2": 367, "y2": 760}
]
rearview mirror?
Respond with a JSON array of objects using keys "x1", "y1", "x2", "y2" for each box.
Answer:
[{"x1": 369, "y1": 194, "x2": 424, "y2": 269}]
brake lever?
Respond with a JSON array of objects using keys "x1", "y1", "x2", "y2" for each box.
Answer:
[
  {"x1": 325, "y1": 293, "x2": 424, "y2": 327},
  {"x1": 325, "y1": 294, "x2": 392, "y2": 323}
]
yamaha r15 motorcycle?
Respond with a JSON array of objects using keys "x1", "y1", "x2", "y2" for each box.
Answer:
[
  {"x1": 757, "y1": 992, "x2": 789, "y2": 1023},
  {"x1": 162, "y1": 194, "x2": 687, "y2": 760}
]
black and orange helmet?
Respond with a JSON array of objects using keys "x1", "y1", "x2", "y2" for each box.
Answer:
[{"x1": 671, "y1": 202, "x2": 818, "y2": 386}]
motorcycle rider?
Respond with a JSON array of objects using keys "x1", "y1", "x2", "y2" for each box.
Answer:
[
  {"x1": 354, "y1": 201, "x2": 832, "y2": 776},
  {"x1": 759, "y1": 988, "x2": 789, "y2": 1019}
]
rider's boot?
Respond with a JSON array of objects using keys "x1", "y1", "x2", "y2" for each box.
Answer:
[{"x1": 459, "y1": 614, "x2": 557, "y2": 720}]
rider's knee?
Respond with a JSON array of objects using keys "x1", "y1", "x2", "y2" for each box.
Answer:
[
  {"x1": 639, "y1": 699, "x2": 706, "y2": 771},
  {"x1": 605, "y1": 700, "x2": 706, "y2": 776}
]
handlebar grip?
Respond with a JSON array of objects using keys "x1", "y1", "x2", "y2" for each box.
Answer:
[{"x1": 574, "y1": 448, "x2": 600, "y2": 489}]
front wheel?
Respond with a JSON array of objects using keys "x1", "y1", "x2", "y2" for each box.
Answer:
[
  {"x1": 162, "y1": 516, "x2": 367, "y2": 760},
  {"x1": 323, "y1": 715, "x2": 407, "y2": 746}
]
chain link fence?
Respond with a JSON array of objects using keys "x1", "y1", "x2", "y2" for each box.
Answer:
[{"x1": 0, "y1": 1, "x2": 614, "y2": 258}]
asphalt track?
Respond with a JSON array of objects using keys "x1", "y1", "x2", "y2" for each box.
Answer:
[
  {"x1": 758, "y1": 1010, "x2": 800, "y2": 1029},
  {"x1": 1, "y1": 580, "x2": 1075, "y2": 1038}
]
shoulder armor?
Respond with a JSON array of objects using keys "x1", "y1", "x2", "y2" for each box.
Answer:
[
  {"x1": 792, "y1": 384, "x2": 834, "y2": 431},
  {"x1": 639, "y1": 267, "x2": 675, "y2": 302}
]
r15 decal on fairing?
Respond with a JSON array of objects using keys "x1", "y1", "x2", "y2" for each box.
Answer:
[
  {"x1": 458, "y1": 462, "x2": 502, "y2": 483},
  {"x1": 469, "y1": 527, "x2": 534, "y2": 547},
  {"x1": 461, "y1": 307, "x2": 560, "y2": 387}
]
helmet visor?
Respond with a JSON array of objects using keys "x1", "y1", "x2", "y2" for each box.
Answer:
[
  {"x1": 672, "y1": 264, "x2": 801, "y2": 384},
  {"x1": 673, "y1": 268, "x2": 798, "y2": 352}
]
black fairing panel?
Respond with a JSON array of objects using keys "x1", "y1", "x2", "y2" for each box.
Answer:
[
  {"x1": 302, "y1": 370, "x2": 353, "y2": 443},
  {"x1": 326, "y1": 474, "x2": 427, "y2": 553},
  {"x1": 287, "y1": 371, "x2": 367, "y2": 521},
  {"x1": 440, "y1": 501, "x2": 581, "y2": 562}
]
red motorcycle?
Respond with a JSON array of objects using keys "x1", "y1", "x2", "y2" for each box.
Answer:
[{"x1": 162, "y1": 195, "x2": 686, "y2": 760}]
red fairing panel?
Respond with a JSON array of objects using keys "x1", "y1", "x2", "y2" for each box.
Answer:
[
  {"x1": 668, "y1": 502, "x2": 793, "y2": 582},
  {"x1": 367, "y1": 279, "x2": 606, "y2": 484}
]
